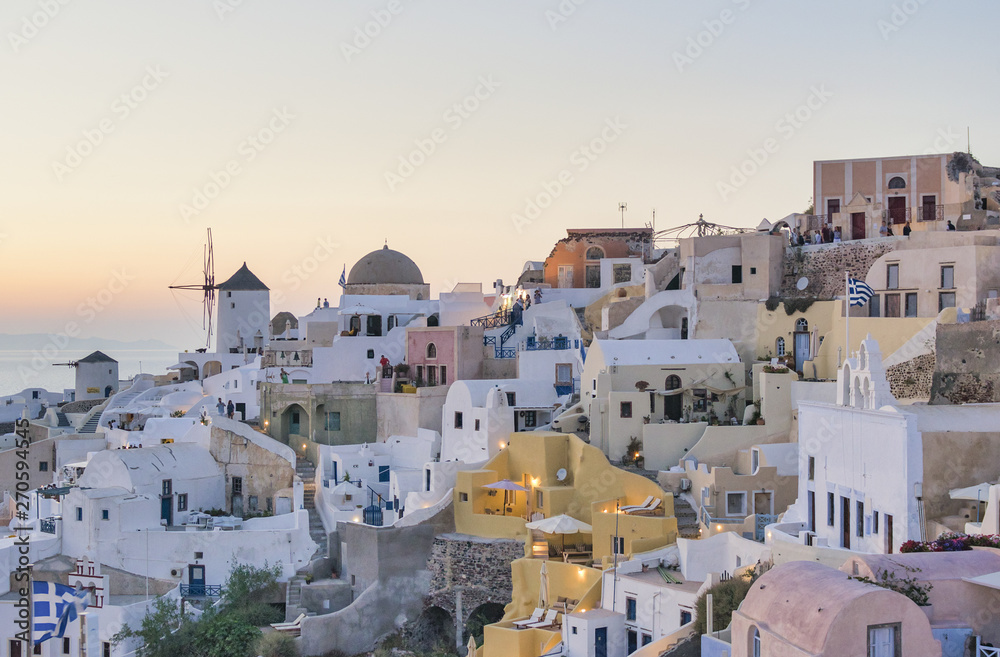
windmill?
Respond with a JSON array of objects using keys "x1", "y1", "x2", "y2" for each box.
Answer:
[{"x1": 169, "y1": 228, "x2": 217, "y2": 348}]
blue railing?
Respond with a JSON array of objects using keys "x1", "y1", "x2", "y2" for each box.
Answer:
[
  {"x1": 496, "y1": 348, "x2": 516, "y2": 359},
  {"x1": 40, "y1": 517, "x2": 57, "y2": 534},
  {"x1": 181, "y1": 584, "x2": 222, "y2": 597},
  {"x1": 525, "y1": 337, "x2": 573, "y2": 351},
  {"x1": 471, "y1": 311, "x2": 511, "y2": 329}
]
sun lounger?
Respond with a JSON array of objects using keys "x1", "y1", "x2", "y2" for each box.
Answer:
[
  {"x1": 270, "y1": 613, "x2": 306, "y2": 633},
  {"x1": 631, "y1": 498, "x2": 662, "y2": 516},
  {"x1": 524, "y1": 609, "x2": 560, "y2": 629},
  {"x1": 619, "y1": 496, "x2": 654, "y2": 513},
  {"x1": 512, "y1": 607, "x2": 545, "y2": 628}
]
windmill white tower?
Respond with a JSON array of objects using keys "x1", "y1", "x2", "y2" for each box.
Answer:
[{"x1": 215, "y1": 262, "x2": 270, "y2": 354}]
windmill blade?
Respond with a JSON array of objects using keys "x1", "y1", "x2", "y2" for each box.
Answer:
[{"x1": 203, "y1": 227, "x2": 216, "y2": 348}]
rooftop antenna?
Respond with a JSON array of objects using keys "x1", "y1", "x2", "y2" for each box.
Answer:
[
  {"x1": 619, "y1": 202, "x2": 627, "y2": 228},
  {"x1": 168, "y1": 227, "x2": 216, "y2": 348},
  {"x1": 968, "y1": 127, "x2": 971, "y2": 154}
]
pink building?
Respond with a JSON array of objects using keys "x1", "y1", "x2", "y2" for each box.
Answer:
[{"x1": 405, "y1": 326, "x2": 484, "y2": 387}]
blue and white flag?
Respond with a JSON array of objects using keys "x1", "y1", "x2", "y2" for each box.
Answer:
[
  {"x1": 338, "y1": 265, "x2": 346, "y2": 289},
  {"x1": 32, "y1": 581, "x2": 89, "y2": 645},
  {"x1": 848, "y1": 277, "x2": 875, "y2": 307}
]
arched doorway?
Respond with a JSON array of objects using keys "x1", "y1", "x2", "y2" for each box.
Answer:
[
  {"x1": 664, "y1": 375, "x2": 682, "y2": 421},
  {"x1": 407, "y1": 606, "x2": 455, "y2": 653},
  {"x1": 465, "y1": 602, "x2": 505, "y2": 646},
  {"x1": 281, "y1": 403, "x2": 309, "y2": 443},
  {"x1": 203, "y1": 360, "x2": 222, "y2": 379}
]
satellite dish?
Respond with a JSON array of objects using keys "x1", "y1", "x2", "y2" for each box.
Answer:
[
  {"x1": 796, "y1": 277, "x2": 809, "y2": 291},
  {"x1": 556, "y1": 468, "x2": 568, "y2": 482}
]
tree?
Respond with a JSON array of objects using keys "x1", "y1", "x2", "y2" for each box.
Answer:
[
  {"x1": 693, "y1": 564, "x2": 768, "y2": 634},
  {"x1": 111, "y1": 597, "x2": 198, "y2": 657}
]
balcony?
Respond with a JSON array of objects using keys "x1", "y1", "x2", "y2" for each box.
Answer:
[
  {"x1": 180, "y1": 584, "x2": 222, "y2": 598},
  {"x1": 40, "y1": 517, "x2": 58, "y2": 534},
  {"x1": 524, "y1": 336, "x2": 574, "y2": 351}
]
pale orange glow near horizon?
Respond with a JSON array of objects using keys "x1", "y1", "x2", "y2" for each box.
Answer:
[{"x1": 2, "y1": 1, "x2": 997, "y2": 347}]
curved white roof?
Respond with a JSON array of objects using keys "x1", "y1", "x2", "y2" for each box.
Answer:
[{"x1": 79, "y1": 443, "x2": 221, "y2": 491}]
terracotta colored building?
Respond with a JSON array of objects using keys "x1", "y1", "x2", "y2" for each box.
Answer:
[
  {"x1": 811, "y1": 153, "x2": 980, "y2": 239},
  {"x1": 543, "y1": 228, "x2": 653, "y2": 289},
  {"x1": 405, "y1": 326, "x2": 484, "y2": 387}
]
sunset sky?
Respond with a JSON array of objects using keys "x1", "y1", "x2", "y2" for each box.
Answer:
[{"x1": 3, "y1": 0, "x2": 997, "y2": 348}]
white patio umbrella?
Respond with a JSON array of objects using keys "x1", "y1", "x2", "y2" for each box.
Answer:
[
  {"x1": 482, "y1": 479, "x2": 529, "y2": 516},
  {"x1": 538, "y1": 560, "x2": 549, "y2": 608},
  {"x1": 526, "y1": 514, "x2": 594, "y2": 551}
]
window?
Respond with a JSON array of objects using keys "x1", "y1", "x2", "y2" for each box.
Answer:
[
  {"x1": 750, "y1": 627, "x2": 761, "y2": 657},
  {"x1": 32, "y1": 390, "x2": 39, "y2": 399},
  {"x1": 625, "y1": 597, "x2": 637, "y2": 621},
  {"x1": 416, "y1": 365, "x2": 423, "y2": 383},
  {"x1": 692, "y1": 389, "x2": 707, "y2": 412},
  {"x1": 873, "y1": 511, "x2": 880, "y2": 534},
  {"x1": 162, "y1": 479, "x2": 172, "y2": 496},
  {"x1": 867, "y1": 623, "x2": 900, "y2": 657},
  {"x1": 775, "y1": 337, "x2": 785, "y2": 356},
  {"x1": 230, "y1": 302, "x2": 235, "y2": 309},
  {"x1": 76, "y1": 507, "x2": 83, "y2": 521},
  {"x1": 39, "y1": 461, "x2": 48, "y2": 471},
  {"x1": 885, "y1": 293, "x2": 900, "y2": 317},
  {"x1": 808, "y1": 456, "x2": 815, "y2": 481},
  {"x1": 248, "y1": 495, "x2": 258, "y2": 511},
  {"x1": 726, "y1": 492, "x2": 747, "y2": 516},
  {"x1": 613, "y1": 263, "x2": 631, "y2": 284},
  {"x1": 612, "y1": 535, "x2": 625, "y2": 555},
  {"x1": 325, "y1": 412, "x2": 341, "y2": 431},
  {"x1": 366, "y1": 349, "x2": 374, "y2": 359},
  {"x1": 571, "y1": 626, "x2": 577, "y2": 635},
  {"x1": 454, "y1": 412, "x2": 463, "y2": 429},
  {"x1": 857, "y1": 500, "x2": 864, "y2": 537},
  {"x1": 585, "y1": 265, "x2": 601, "y2": 288},
  {"x1": 586, "y1": 246, "x2": 604, "y2": 260},
  {"x1": 904, "y1": 293, "x2": 918, "y2": 317},
  {"x1": 642, "y1": 633, "x2": 652, "y2": 646},
  {"x1": 795, "y1": 318, "x2": 808, "y2": 332},
  {"x1": 426, "y1": 343, "x2": 437, "y2": 359},
  {"x1": 732, "y1": 265, "x2": 742, "y2": 284},
  {"x1": 63, "y1": 637, "x2": 70, "y2": 654},
  {"x1": 869, "y1": 294, "x2": 881, "y2": 317},
  {"x1": 886, "y1": 263, "x2": 899, "y2": 290},
  {"x1": 506, "y1": 392, "x2": 516, "y2": 406},
  {"x1": 523, "y1": 410, "x2": 537, "y2": 427},
  {"x1": 34, "y1": 642, "x2": 42, "y2": 655},
  {"x1": 178, "y1": 494, "x2": 188, "y2": 511},
  {"x1": 536, "y1": 490, "x2": 544, "y2": 508},
  {"x1": 939, "y1": 291, "x2": 956, "y2": 311},
  {"x1": 620, "y1": 401, "x2": 632, "y2": 418},
  {"x1": 232, "y1": 477, "x2": 243, "y2": 496},
  {"x1": 292, "y1": 411, "x2": 300, "y2": 424},
  {"x1": 101, "y1": 509, "x2": 109, "y2": 520},
  {"x1": 427, "y1": 366, "x2": 437, "y2": 386},
  {"x1": 828, "y1": 493, "x2": 835, "y2": 526},
  {"x1": 474, "y1": 419, "x2": 481, "y2": 431},
  {"x1": 555, "y1": 363, "x2": 573, "y2": 386},
  {"x1": 378, "y1": 465, "x2": 390, "y2": 483},
  {"x1": 887, "y1": 176, "x2": 906, "y2": 189},
  {"x1": 750, "y1": 267, "x2": 757, "y2": 275},
  {"x1": 680, "y1": 610, "x2": 693, "y2": 625},
  {"x1": 439, "y1": 366, "x2": 447, "y2": 385},
  {"x1": 940, "y1": 265, "x2": 954, "y2": 289},
  {"x1": 104, "y1": 642, "x2": 111, "y2": 657},
  {"x1": 459, "y1": 491, "x2": 468, "y2": 502}
]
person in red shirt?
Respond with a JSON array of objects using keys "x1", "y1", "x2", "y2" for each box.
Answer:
[{"x1": 379, "y1": 354, "x2": 390, "y2": 377}]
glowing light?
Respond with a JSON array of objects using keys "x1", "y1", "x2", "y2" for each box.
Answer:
[
  {"x1": 715, "y1": 525, "x2": 722, "y2": 531},
  {"x1": 532, "y1": 477, "x2": 540, "y2": 487},
  {"x1": 578, "y1": 568, "x2": 585, "y2": 576},
  {"x1": 499, "y1": 441, "x2": 506, "y2": 449},
  {"x1": 602, "y1": 509, "x2": 608, "y2": 513},
  {"x1": 302, "y1": 443, "x2": 307, "y2": 450}
]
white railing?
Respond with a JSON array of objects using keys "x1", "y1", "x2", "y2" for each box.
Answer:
[{"x1": 978, "y1": 637, "x2": 1000, "y2": 657}]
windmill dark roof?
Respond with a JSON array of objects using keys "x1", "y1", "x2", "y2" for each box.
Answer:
[
  {"x1": 77, "y1": 351, "x2": 117, "y2": 364},
  {"x1": 217, "y1": 262, "x2": 269, "y2": 291}
]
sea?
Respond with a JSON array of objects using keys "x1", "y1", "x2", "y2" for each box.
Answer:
[{"x1": 0, "y1": 349, "x2": 180, "y2": 398}]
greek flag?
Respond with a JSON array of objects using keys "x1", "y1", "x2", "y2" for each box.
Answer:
[
  {"x1": 848, "y1": 277, "x2": 875, "y2": 307},
  {"x1": 338, "y1": 265, "x2": 346, "y2": 289},
  {"x1": 32, "y1": 581, "x2": 89, "y2": 644}
]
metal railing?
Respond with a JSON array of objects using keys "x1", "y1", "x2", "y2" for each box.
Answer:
[
  {"x1": 701, "y1": 508, "x2": 744, "y2": 526},
  {"x1": 471, "y1": 311, "x2": 511, "y2": 328},
  {"x1": 40, "y1": 517, "x2": 57, "y2": 534},
  {"x1": 525, "y1": 337, "x2": 573, "y2": 351},
  {"x1": 181, "y1": 584, "x2": 222, "y2": 597}
]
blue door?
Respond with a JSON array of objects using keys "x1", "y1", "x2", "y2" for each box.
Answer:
[
  {"x1": 188, "y1": 565, "x2": 205, "y2": 596},
  {"x1": 290, "y1": 410, "x2": 301, "y2": 435},
  {"x1": 595, "y1": 627, "x2": 607, "y2": 657},
  {"x1": 161, "y1": 496, "x2": 173, "y2": 526}
]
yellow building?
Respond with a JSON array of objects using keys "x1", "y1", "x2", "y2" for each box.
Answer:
[{"x1": 455, "y1": 431, "x2": 679, "y2": 657}]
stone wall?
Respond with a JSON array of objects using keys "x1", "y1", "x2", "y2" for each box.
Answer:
[
  {"x1": 886, "y1": 354, "x2": 935, "y2": 400},
  {"x1": 424, "y1": 533, "x2": 524, "y2": 623},
  {"x1": 931, "y1": 320, "x2": 1000, "y2": 404},
  {"x1": 779, "y1": 241, "x2": 899, "y2": 299}
]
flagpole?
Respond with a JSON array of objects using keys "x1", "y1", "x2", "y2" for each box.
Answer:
[{"x1": 845, "y1": 271, "x2": 850, "y2": 361}]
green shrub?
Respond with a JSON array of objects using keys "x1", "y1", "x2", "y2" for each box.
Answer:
[{"x1": 255, "y1": 632, "x2": 299, "y2": 657}]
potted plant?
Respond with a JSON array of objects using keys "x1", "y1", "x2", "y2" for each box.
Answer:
[
  {"x1": 635, "y1": 381, "x2": 650, "y2": 392},
  {"x1": 394, "y1": 363, "x2": 410, "y2": 376}
]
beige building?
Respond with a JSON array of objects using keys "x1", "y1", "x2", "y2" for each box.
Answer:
[
  {"x1": 863, "y1": 231, "x2": 1000, "y2": 318},
  {"x1": 810, "y1": 152, "x2": 997, "y2": 239}
]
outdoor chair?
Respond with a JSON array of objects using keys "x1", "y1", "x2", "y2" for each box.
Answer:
[
  {"x1": 524, "y1": 609, "x2": 560, "y2": 629},
  {"x1": 632, "y1": 498, "x2": 662, "y2": 516},
  {"x1": 513, "y1": 607, "x2": 545, "y2": 628},
  {"x1": 619, "y1": 496, "x2": 654, "y2": 513}
]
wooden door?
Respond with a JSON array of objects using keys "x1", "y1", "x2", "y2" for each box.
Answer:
[
  {"x1": 888, "y1": 197, "x2": 907, "y2": 224},
  {"x1": 557, "y1": 265, "x2": 573, "y2": 288},
  {"x1": 851, "y1": 212, "x2": 866, "y2": 239},
  {"x1": 885, "y1": 514, "x2": 893, "y2": 553},
  {"x1": 826, "y1": 198, "x2": 840, "y2": 218},
  {"x1": 842, "y1": 497, "x2": 851, "y2": 549},
  {"x1": 922, "y1": 195, "x2": 937, "y2": 222}
]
